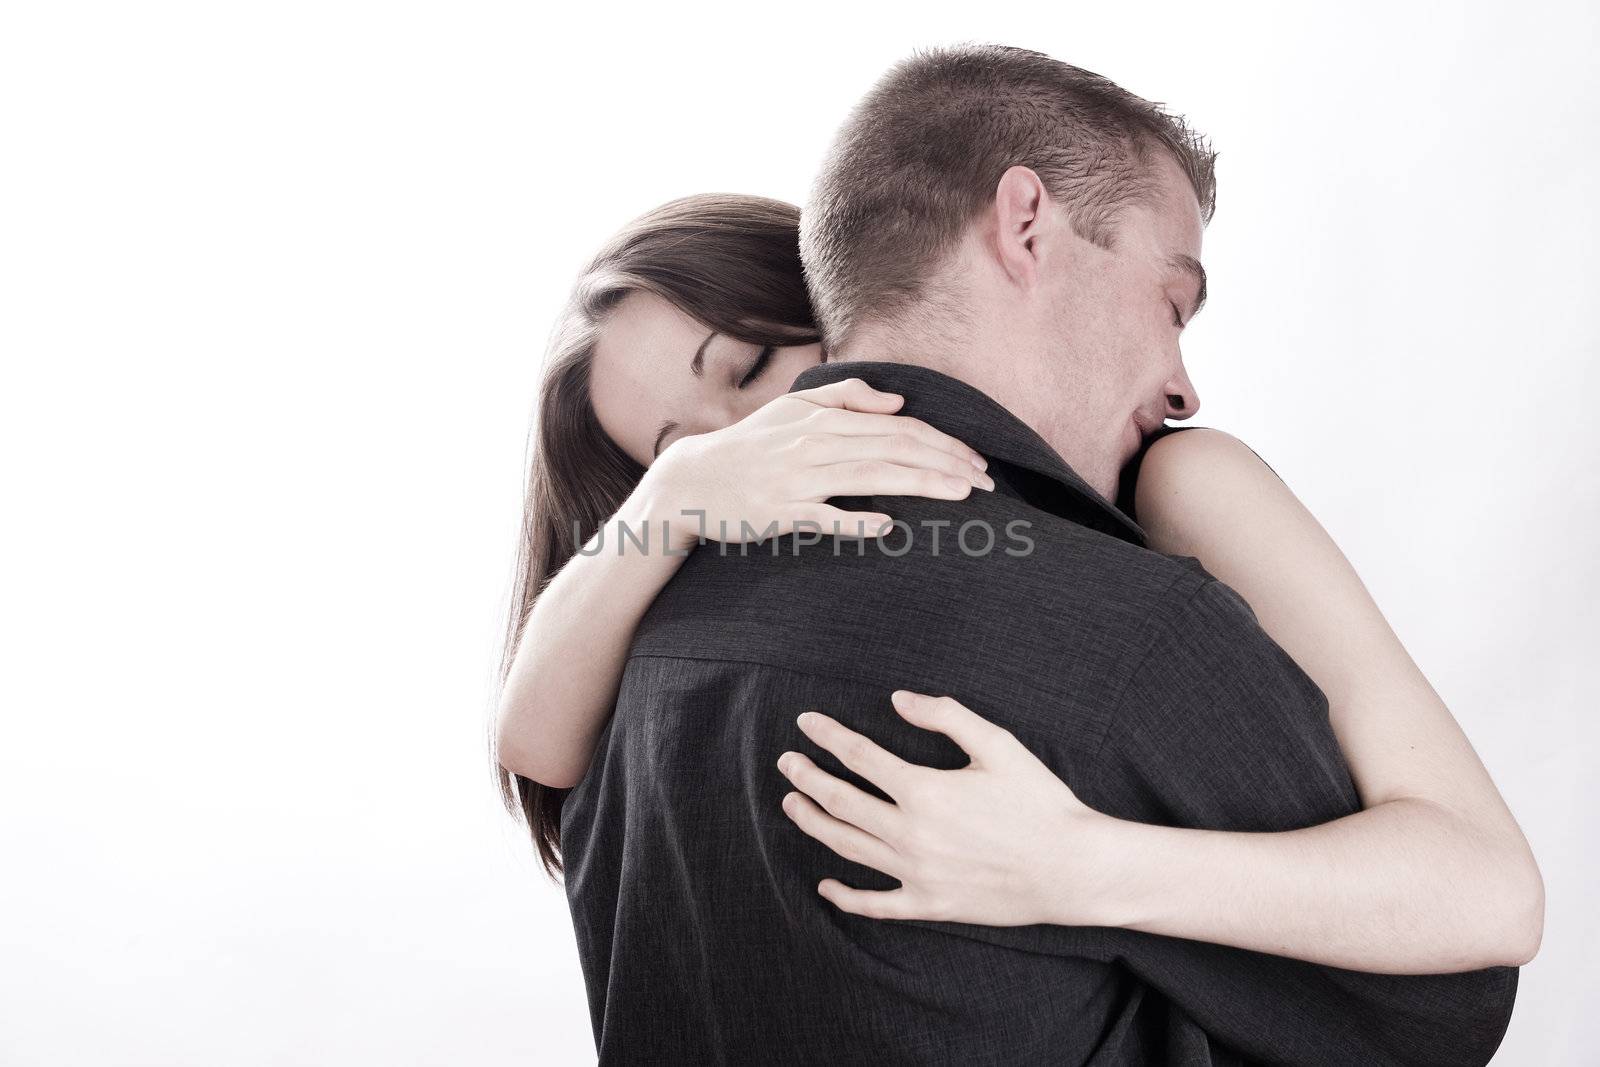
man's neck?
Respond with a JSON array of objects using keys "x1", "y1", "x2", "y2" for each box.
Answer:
[
  {"x1": 829, "y1": 338, "x2": 1115, "y2": 504},
  {"x1": 791, "y1": 359, "x2": 1145, "y2": 544}
]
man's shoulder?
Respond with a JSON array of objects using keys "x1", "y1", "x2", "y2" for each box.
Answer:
[{"x1": 629, "y1": 492, "x2": 1229, "y2": 690}]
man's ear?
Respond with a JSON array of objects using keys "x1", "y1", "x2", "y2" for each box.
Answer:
[{"x1": 992, "y1": 165, "x2": 1050, "y2": 288}]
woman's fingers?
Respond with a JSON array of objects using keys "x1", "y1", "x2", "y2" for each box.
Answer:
[
  {"x1": 795, "y1": 711, "x2": 917, "y2": 803},
  {"x1": 780, "y1": 792, "x2": 904, "y2": 879},
  {"x1": 806, "y1": 408, "x2": 985, "y2": 470},
  {"x1": 803, "y1": 433, "x2": 993, "y2": 489},
  {"x1": 777, "y1": 751, "x2": 900, "y2": 841},
  {"x1": 803, "y1": 460, "x2": 980, "y2": 501},
  {"x1": 815, "y1": 879, "x2": 928, "y2": 921},
  {"x1": 786, "y1": 377, "x2": 906, "y2": 415},
  {"x1": 890, "y1": 690, "x2": 1016, "y2": 765},
  {"x1": 799, "y1": 504, "x2": 894, "y2": 539}
]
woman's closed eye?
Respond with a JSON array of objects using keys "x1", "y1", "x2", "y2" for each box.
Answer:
[{"x1": 738, "y1": 345, "x2": 775, "y2": 389}]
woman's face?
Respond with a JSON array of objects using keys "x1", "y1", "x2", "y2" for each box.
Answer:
[{"x1": 590, "y1": 290, "x2": 826, "y2": 467}]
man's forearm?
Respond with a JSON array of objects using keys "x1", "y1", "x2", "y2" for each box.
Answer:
[{"x1": 1067, "y1": 796, "x2": 1543, "y2": 974}]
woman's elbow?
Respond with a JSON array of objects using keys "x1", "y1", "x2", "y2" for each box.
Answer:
[
  {"x1": 495, "y1": 721, "x2": 588, "y2": 790},
  {"x1": 1499, "y1": 858, "x2": 1545, "y2": 966},
  {"x1": 1477, "y1": 841, "x2": 1544, "y2": 967}
]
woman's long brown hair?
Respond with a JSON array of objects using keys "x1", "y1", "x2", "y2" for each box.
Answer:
[{"x1": 494, "y1": 193, "x2": 820, "y2": 878}]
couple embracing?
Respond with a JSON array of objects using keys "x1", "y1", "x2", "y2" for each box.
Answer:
[{"x1": 495, "y1": 43, "x2": 1540, "y2": 1065}]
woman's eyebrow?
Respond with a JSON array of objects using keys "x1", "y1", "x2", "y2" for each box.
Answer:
[{"x1": 690, "y1": 331, "x2": 716, "y2": 377}]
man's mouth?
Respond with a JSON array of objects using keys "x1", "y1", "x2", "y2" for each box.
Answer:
[
  {"x1": 1125, "y1": 411, "x2": 1164, "y2": 463},
  {"x1": 1123, "y1": 416, "x2": 1143, "y2": 463}
]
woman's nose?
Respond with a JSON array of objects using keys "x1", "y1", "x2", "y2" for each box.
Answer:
[
  {"x1": 701, "y1": 386, "x2": 767, "y2": 434},
  {"x1": 721, "y1": 376, "x2": 790, "y2": 428},
  {"x1": 710, "y1": 392, "x2": 763, "y2": 432}
]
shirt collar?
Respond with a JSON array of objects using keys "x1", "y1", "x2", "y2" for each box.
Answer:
[{"x1": 790, "y1": 360, "x2": 1147, "y2": 546}]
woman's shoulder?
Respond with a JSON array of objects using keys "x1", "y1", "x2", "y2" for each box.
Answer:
[{"x1": 1117, "y1": 426, "x2": 1286, "y2": 526}]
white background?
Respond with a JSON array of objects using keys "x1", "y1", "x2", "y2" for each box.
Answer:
[{"x1": 3, "y1": 2, "x2": 1595, "y2": 1063}]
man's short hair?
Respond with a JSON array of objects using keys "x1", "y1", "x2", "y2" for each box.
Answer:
[{"x1": 801, "y1": 44, "x2": 1217, "y2": 349}]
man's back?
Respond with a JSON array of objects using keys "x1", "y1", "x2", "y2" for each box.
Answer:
[{"x1": 560, "y1": 363, "x2": 1516, "y2": 1065}]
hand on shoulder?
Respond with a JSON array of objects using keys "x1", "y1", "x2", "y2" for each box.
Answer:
[{"x1": 638, "y1": 377, "x2": 993, "y2": 549}]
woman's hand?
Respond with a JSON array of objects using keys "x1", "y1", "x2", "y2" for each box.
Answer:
[
  {"x1": 776, "y1": 690, "x2": 1122, "y2": 928},
  {"x1": 637, "y1": 378, "x2": 993, "y2": 550}
]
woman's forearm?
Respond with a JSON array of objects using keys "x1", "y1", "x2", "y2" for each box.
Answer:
[
  {"x1": 1068, "y1": 797, "x2": 1543, "y2": 974},
  {"x1": 495, "y1": 483, "x2": 693, "y2": 788},
  {"x1": 497, "y1": 382, "x2": 989, "y2": 790}
]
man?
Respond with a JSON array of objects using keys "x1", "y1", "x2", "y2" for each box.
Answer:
[{"x1": 561, "y1": 45, "x2": 1516, "y2": 1064}]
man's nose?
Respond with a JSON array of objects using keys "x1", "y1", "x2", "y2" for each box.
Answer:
[{"x1": 1163, "y1": 365, "x2": 1201, "y2": 421}]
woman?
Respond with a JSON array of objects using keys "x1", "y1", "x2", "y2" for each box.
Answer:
[{"x1": 495, "y1": 193, "x2": 1543, "y2": 975}]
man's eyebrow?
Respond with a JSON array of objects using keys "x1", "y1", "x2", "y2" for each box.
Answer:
[
  {"x1": 691, "y1": 331, "x2": 715, "y2": 377},
  {"x1": 652, "y1": 420, "x2": 679, "y2": 459},
  {"x1": 1168, "y1": 253, "x2": 1208, "y2": 318}
]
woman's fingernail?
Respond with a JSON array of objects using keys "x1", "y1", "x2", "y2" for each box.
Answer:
[{"x1": 970, "y1": 454, "x2": 988, "y2": 471}]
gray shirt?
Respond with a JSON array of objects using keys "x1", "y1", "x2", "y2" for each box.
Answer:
[{"x1": 561, "y1": 360, "x2": 1516, "y2": 1065}]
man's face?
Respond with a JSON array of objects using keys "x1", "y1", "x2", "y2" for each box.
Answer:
[{"x1": 1036, "y1": 150, "x2": 1206, "y2": 501}]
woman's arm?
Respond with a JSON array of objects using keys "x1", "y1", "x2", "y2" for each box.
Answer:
[
  {"x1": 775, "y1": 429, "x2": 1542, "y2": 973},
  {"x1": 495, "y1": 378, "x2": 992, "y2": 789},
  {"x1": 1104, "y1": 427, "x2": 1543, "y2": 970},
  {"x1": 494, "y1": 495, "x2": 695, "y2": 789}
]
